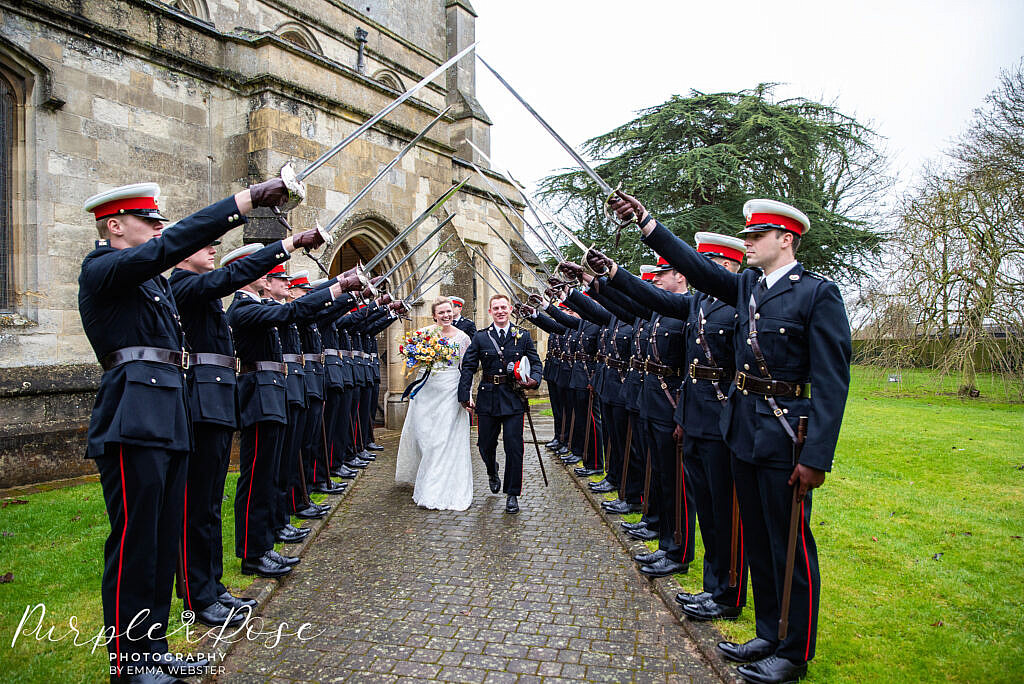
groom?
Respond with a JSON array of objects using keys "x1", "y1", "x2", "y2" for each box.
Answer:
[{"x1": 459, "y1": 294, "x2": 543, "y2": 514}]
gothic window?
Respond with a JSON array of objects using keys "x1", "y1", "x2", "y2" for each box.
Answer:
[
  {"x1": 0, "y1": 71, "x2": 14, "y2": 312},
  {"x1": 276, "y1": 23, "x2": 322, "y2": 56},
  {"x1": 372, "y1": 69, "x2": 405, "y2": 93},
  {"x1": 166, "y1": 0, "x2": 210, "y2": 21}
]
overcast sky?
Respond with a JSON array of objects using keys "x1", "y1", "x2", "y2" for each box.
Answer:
[{"x1": 471, "y1": 0, "x2": 1024, "y2": 207}]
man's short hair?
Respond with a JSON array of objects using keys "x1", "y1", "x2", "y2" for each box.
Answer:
[
  {"x1": 96, "y1": 218, "x2": 112, "y2": 239},
  {"x1": 780, "y1": 229, "x2": 802, "y2": 253},
  {"x1": 488, "y1": 293, "x2": 510, "y2": 308}
]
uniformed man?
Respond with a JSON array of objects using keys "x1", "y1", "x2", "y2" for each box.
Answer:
[
  {"x1": 458, "y1": 294, "x2": 543, "y2": 514},
  {"x1": 451, "y1": 296, "x2": 477, "y2": 337},
  {"x1": 224, "y1": 248, "x2": 361, "y2": 578},
  {"x1": 171, "y1": 234, "x2": 322, "y2": 628},
  {"x1": 79, "y1": 178, "x2": 292, "y2": 683},
  {"x1": 608, "y1": 194, "x2": 852, "y2": 684}
]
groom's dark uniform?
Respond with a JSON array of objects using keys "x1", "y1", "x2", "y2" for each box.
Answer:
[{"x1": 459, "y1": 323, "x2": 542, "y2": 496}]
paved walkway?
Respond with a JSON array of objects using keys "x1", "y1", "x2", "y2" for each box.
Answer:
[{"x1": 217, "y1": 415, "x2": 717, "y2": 683}]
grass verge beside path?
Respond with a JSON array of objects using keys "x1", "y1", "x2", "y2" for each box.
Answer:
[
  {"x1": 0, "y1": 473, "x2": 261, "y2": 683},
  {"x1": 655, "y1": 366, "x2": 1024, "y2": 683}
]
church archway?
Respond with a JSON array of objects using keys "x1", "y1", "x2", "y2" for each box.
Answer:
[{"x1": 325, "y1": 218, "x2": 414, "y2": 429}]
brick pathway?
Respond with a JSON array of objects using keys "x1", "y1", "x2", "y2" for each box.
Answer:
[{"x1": 216, "y1": 415, "x2": 718, "y2": 683}]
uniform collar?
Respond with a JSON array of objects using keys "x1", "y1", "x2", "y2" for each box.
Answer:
[
  {"x1": 238, "y1": 289, "x2": 262, "y2": 302},
  {"x1": 761, "y1": 261, "x2": 798, "y2": 290}
]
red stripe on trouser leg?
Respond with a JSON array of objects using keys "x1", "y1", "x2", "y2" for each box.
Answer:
[
  {"x1": 243, "y1": 425, "x2": 258, "y2": 559},
  {"x1": 801, "y1": 499, "x2": 813, "y2": 661},
  {"x1": 681, "y1": 461, "x2": 689, "y2": 559},
  {"x1": 115, "y1": 445, "x2": 127, "y2": 676},
  {"x1": 182, "y1": 482, "x2": 192, "y2": 610},
  {"x1": 736, "y1": 518, "x2": 745, "y2": 607}
]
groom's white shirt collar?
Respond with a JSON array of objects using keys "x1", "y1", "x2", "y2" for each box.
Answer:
[{"x1": 492, "y1": 322, "x2": 511, "y2": 337}]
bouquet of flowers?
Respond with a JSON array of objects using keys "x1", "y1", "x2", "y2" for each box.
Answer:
[{"x1": 399, "y1": 326, "x2": 460, "y2": 372}]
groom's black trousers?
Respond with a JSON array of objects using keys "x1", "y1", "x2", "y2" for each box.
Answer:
[{"x1": 476, "y1": 412, "x2": 525, "y2": 496}]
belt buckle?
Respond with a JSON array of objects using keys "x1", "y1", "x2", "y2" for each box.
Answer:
[
  {"x1": 320, "y1": 352, "x2": 326, "y2": 365},
  {"x1": 773, "y1": 406, "x2": 784, "y2": 417},
  {"x1": 181, "y1": 350, "x2": 190, "y2": 370},
  {"x1": 689, "y1": 361, "x2": 698, "y2": 377},
  {"x1": 234, "y1": 358, "x2": 241, "y2": 373},
  {"x1": 794, "y1": 384, "x2": 802, "y2": 397},
  {"x1": 736, "y1": 372, "x2": 747, "y2": 391}
]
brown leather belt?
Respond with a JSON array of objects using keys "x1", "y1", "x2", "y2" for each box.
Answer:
[
  {"x1": 101, "y1": 346, "x2": 187, "y2": 372},
  {"x1": 238, "y1": 361, "x2": 287, "y2": 375},
  {"x1": 733, "y1": 371, "x2": 809, "y2": 398},
  {"x1": 629, "y1": 357, "x2": 645, "y2": 372},
  {"x1": 282, "y1": 354, "x2": 304, "y2": 365},
  {"x1": 689, "y1": 362, "x2": 726, "y2": 381},
  {"x1": 644, "y1": 358, "x2": 683, "y2": 377},
  {"x1": 594, "y1": 352, "x2": 608, "y2": 364},
  {"x1": 489, "y1": 374, "x2": 507, "y2": 384},
  {"x1": 606, "y1": 357, "x2": 625, "y2": 370},
  {"x1": 190, "y1": 352, "x2": 239, "y2": 371},
  {"x1": 303, "y1": 353, "x2": 325, "y2": 364},
  {"x1": 559, "y1": 352, "x2": 570, "y2": 361},
  {"x1": 574, "y1": 352, "x2": 592, "y2": 363}
]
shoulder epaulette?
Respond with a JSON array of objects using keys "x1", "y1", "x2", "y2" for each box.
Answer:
[{"x1": 803, "y1": 270, "x2": 829, "y2": 281}]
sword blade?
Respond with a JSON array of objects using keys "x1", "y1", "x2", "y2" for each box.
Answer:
[
  {"x1": 472, "y1": 246, "x2": 530, "y2": 297},
  {"x1": 380, "y1": 213, "x2": 456, "y2": 281},
  {"x1": 477, "y1": 55, "x2": 614, "y2": 195},
  {"x1": 482, "y1": 220, "x2": 548, "y2": 288},
  {"x1": 363, "y1": 178, "x2": 468, "y2": 273},
  {"x1": 322, "y1": 106, "x2": 451, "y2": 237},
  {"x1": 297, "y1": 42, "x2": 477, "y2": 181},
  {"x1": 391, "y1": 233, "x2": 454, "y2": 291}
]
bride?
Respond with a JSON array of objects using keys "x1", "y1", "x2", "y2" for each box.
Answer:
[{"x1": 395, "y1": 297, "x2": 473, "y2": 510}]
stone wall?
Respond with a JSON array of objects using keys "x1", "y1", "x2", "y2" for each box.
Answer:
[{"x1": 0, "y1": 0, "x2": 543, "y2": 487}]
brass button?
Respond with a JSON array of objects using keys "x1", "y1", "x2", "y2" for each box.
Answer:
[
  {"x1": 215, "y1": 376, "x2": 221, "y2": 381},
  {"x1": 742, "y1": 389, "x2": 748, "y2": 395},
  {"x1": 150, "y1": 378, "x2": 156, "y2": 383},
  {"x1": 779, "y1": 327, "x2": 786, "y2": 333},
  {"x1": 754, "y1": 313, "x2": 760, "y2": 319},
  {"x1": 154, "y1": 296, "x2": 160, "y2": 301},
  {"x1": 744, "y1": 364, "x2": 750, "y2": 370},
  {"x1": 783, "y1": 408, "x2": 789, "y2": 414}
]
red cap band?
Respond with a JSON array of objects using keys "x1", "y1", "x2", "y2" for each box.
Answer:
[
  {"x1": 267, "y1": 264, "x2": 287, "y2": 276},
  {"x1": 747, "y1": 212, "x2": 804, "y2": 235},
  {"x1": 290, "y1": 276, "x2": 309, "y2": 287},
  {"x1": 697, "y1": 242, "x2": 744, "y2": 263},
  {"x1": 641, "y1": 272, "x2": 654, "y2": 281},
  {"x1": 90, "y1": 196, "x2": 160, "y2": 219}
]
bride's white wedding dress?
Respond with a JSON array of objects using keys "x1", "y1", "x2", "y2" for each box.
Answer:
[{"x1": 395, "y1": 327, "x2": 473, "y2": 511}]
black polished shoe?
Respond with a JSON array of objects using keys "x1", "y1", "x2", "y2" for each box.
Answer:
[
  {"x1": 574, "y1": 467, "x2": 602, "y2": 477},
  {"x1": 633, "y1": 549, "x2": 666, "y2": 564},
  {"x1": 626, "y1": 526, "x2": 658, "y2": 541},
  {"x1": 682, "y1": 596, "x2": 742, "y2": 621},
  {"x1": 310, "y1": 480, "x2": 345, "y2": 494},
  {"x1": 274, "y1": 528, "x2": 306, "y2": 544},
  {"x1": 284, "y1": 523, "x2": 310, "y2": 537},
  {"x1": 675, "y1": 590, "x2": 711, "y2": 606},
  {"x1": 153, "y1": 653, "x2": 210, "y2": 677},
  {"x1": 620, "y1": 520, "x2": 648, "y2": 531},
  {"x1": 560, "y1": 455, "x2": 580, "y2": 464},
  {"x1": 603, "y1": 500, "x2": 641, "y2": 514},
  {"x1": 344, "y1": 458, "x2": 369, "y2": 469},
  {"x1": 267, "y1": 549, "x2": 300, "y2": 566},
  {"x1": 488, "y1": 473, "x2": 501, "y2": 494},
  {"x1": 717, "y1": 637, "x2": 777, "y2": 664},
  {"x1": 366, "y1": 442, "x2": 384, "y2": 451},
  {"x1": 218, "y1": 591, "x2": 257, "y2": 610},
  {"x1": 505, "y1": 495, "x2": 519, "y2": 514},
  {"x1": 737, "y1": 655, "x2": 807, "y2": 684},
  {"x1": 590, "y1": 481, "x2": 616, "y2": 493},
  {"x1": 544, "y1": 439, "x2": 560, "y2": 449},
  {"x1": 294, "y1": 504, "x2": 327, "y2": 519},
  {"x1": 241, "y1": 552, "x2": 293, "y2": 578},
  {"x1": 639, "y1": 557, "x2": 688, "y2": 577},
  {"x1": 330, "y1": 465, "x2": 357, "y2": 478},
  {"x1": 357, "y1": 450, "x2": 376, "y2": 461},
  {"x1": 555, "y1": 445, "x2": 570, "y2": 455},
  {"x1": 195, "y1": 601, "x2": 245, "y2": 627}
]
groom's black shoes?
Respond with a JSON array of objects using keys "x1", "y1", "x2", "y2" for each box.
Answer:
[
  {"x1": 366, "y1": 442, "x2": 384, "y2": 451},
  {"x1": 488, "y1": 473, "x2": 501, "y2": 494},
  {"x1": 505, "y1": 495, "x2": 519, "y2": 514}
]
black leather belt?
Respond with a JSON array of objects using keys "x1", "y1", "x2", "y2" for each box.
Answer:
[
  {"x1": 574, "y1": 353, "x2": 592, "y2": 363},
  {"x1": 238, "y1": 361, "x2": 287, "y2": 375},
  {"x1": 190, "y1": 352, "x2": 239, "y2": 371},
  {"x1": 594, "y1": 352, "x2": 608, "y2": 364},
  {"x1": 644, "y1": 358, "x2": 683, "y2": 377},
  {"x1": 606, "y1": 357, "x2": 625, "y2": 370},
  {"x1": 733, "y1": 371, "x2": 809, "y2": 398},
  {"x1": 490, "y1": 374, "x2": 507, "y2": 384},
  {"x1": 689, "y1": 362, "x2": 726, "y2": 381},
  {"x1": 282, "y1": 354, "x2": 304, "y2": 365},
  {"x1": 629, "y1": 357, "x2": 645, "y2": 372},
  {"x1": 303, "y1": 353, "x2": 325, "y2": 364},
  {"x1": 101, "y1": 346, "x2": 187, "y2": 372}
]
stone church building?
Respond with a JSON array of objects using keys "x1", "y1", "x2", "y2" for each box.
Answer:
[{"x1": 0, "y1": 0, "x2": 541, "y2": 486}]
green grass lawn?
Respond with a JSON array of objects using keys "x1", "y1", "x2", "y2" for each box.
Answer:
[
  {"x1": 646, "y1": 366, "x2": 1024, "y2": 683},
  {"x1": 0, "y1": 473, "x2": 263, "y2": 683}
]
